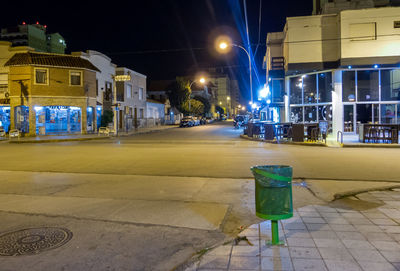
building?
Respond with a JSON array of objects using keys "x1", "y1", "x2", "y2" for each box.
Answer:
[
  {"x1": 115, "y1": 67, "x2": 147, "y2": 131},
  {"x1": 0, "y1": 41, "x2": 33, "y2": 132},
  {"x1": 4, "y1": 51, "x2": 99, "y2": 135},
  {"x1": 0, "y1": 23, "x2": 66, "y2": 54},
  {"x1": 72, "y1": 50, "x2": 117, "y2": 131},
  {"x1": 265, "y1": 4, "x2": 400, "y2": 136},
  {"x1": 146, "y1": 99, "x2": 165, "y2": 127},
  {"x1": 208, "y1": 68, "x2": 240, "y2": 118},
  {"x1": 313, "y1": 0, "x2": 400, "y2": 15}
]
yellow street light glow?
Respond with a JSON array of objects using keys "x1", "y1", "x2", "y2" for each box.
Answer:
[
  {"x1": 199, "y1": 77, "x2": 206, "y2": 84},
  {"x1": 219, "y1": 42, "x2": 228, "y2": 50},
  {"x1": 227, "y1": 96, "x2": 230, "y2": 100}
]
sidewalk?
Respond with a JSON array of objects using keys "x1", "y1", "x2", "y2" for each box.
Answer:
[
  {"x1": 184, "y1": 189, "x2": 400, "y2": 271},
  {"x1": 5, "y1": 125, "x2": 178, "y2": 143}
]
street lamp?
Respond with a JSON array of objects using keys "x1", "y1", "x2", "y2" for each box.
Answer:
[
  {"x1": 189, "y1": 77, "x2": 206, "y2": 112},
  {"x1": 218, "y1": 40, "x2": 253, "y2": 113},
  {"x1": 226, "y1": 96, "x2": 231, "y2": 118}
]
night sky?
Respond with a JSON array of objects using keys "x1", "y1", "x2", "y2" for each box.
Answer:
[{"x1": 0, "y1": 0, "x2": 312, "y2": 101}]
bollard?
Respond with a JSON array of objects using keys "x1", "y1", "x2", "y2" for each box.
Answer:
[{"x1": 251, "y1": 165, "x2": 293, "y2": 245}]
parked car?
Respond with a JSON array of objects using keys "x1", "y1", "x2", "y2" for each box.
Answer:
[
  {"x1": 9, "y1": 129, "x2": 20, "y2": 139},
  {"x1": 192, "y1": 117, "x2": 201, "y2": 126},
  {"x1": 0, "y1": 128, "x2": 5, "y2": 137},
  {"x1": 180, "y1": 117, "x2": 195, "y2": 127},
  {"x1": 98, "y1": 127, "x2": 110, "y2": 136},
  {"x1": 200, "y1": 117, "x2": 207, "y2": 125}
]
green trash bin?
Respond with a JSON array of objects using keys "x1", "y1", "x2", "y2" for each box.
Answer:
[{"x1": 251, "y1": 165, "x2": 293, "y2": 245}]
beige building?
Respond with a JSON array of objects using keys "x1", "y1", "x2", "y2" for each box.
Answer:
[{"x1": 4, "y1": 51, "x2": 99, "y2": 136}]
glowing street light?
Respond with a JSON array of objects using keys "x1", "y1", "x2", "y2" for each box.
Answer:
[{"x1": 219, "y1": 42, "x2": 228, "y2": 50}]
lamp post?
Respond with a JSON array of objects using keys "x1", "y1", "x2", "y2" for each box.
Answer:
[
  {"x1": 227, "y1": 96, "x2": 231, "y2": 118},
  {"x1": 219, "y1": 41, "x2": 253, "y2": 118},
  {"x1": 188, "y1": 77, "x2": 206, "y2": 113}
]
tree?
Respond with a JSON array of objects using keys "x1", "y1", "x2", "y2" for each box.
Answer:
[
  {"x1": 166, "y1": 77, "x2": 190, "y2": 114},
  {"x1": 101, "y1": 109, "x2": 114, "y2": 127},
  {"x1": 193, "y1": 95, "x2": 211, "y2": 115}
]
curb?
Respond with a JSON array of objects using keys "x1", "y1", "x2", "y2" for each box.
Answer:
[
  {"x1": 239, "y1": 134, "x2": 328, "y2": 147},
  {"x1": 333, "y1": 184, "x2": 400, "y2": 200},
  {"x1": 8, "y1": 136, "x2": 111, "y2": 144}
]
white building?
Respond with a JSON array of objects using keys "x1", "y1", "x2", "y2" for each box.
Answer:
[
  {"x1": 115, "y1": 67, "x2": 147, "y2": 131},
  {"x1": 72, "y1": 50, "x2": 116, "y2": 132},
  {"x1": 146, "y1": 99, "x2": 165, "y2": 127},
  {"x1": 265, "y1": 5, "x2": 400, "y2": 136}
]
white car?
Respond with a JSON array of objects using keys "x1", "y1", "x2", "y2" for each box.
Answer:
[{"x1": 9, "y1": 129, "x2": 20, "y2": 138}]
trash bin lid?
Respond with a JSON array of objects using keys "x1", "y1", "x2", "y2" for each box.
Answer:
[{"x1": 251, "y1": 166, "x2": 292, "y2": 182}]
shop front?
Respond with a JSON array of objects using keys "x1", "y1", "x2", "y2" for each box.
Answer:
[
  {"x1": 35, "y1": 106, "x2": 81, "y2": 135},
  {"x1": 0, "y1": 106, "x2": 10, "y2": 132}
]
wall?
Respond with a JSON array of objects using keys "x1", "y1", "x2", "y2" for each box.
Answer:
[{"x1": 340, "y1": 7, "x2": 400, "y2": 59}]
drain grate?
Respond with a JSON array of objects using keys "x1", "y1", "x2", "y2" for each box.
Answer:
[{"x1": 0, "y1": 227, "x2": 73, "y2": 256}]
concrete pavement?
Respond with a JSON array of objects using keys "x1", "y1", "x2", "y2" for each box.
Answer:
[{"x1": 184, "y1": 189, "x2": 400, "y2": 271}]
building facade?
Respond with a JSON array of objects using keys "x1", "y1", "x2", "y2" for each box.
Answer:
[
  {"x1": 72, "y1": 50, "x2": 117, "y2": 131},
  {"x1": 0, "y1": 23, "x2": 66, "y2": 54},
  {"x1": 4, "y1": 51, "x2": 99, "y2": 136},
  {"x1": 115, "y1": 67, "x2": 147, "y2": 131},
  {"x1": 265, "y1": 5, "x2": 400, "y2": 136}
]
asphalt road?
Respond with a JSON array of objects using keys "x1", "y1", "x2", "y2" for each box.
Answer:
[{"x1": 0, "y1": 122, "x2": 399, "y2": 271}]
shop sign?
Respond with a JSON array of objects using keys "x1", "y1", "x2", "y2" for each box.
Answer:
[
  {"x1": 48, "y1": 106, "x2": 68, "y2": 110},
  {"x1": 0, "y1": 98, "x2": 10, "y2": 104},
  {"x1": 115, "y1": 75, "x2": 131, "y2": 82}
]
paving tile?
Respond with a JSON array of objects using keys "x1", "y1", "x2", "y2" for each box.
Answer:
[
  {"x1": 388, "y1": 233, "x2": 400, "y2": 242},
  {"x1": 306, "y1": 223, "x2": 332, "y2": 231},
  {"x1": 342, "y1": 239, "x2": 375, "y2": 250},
  {"x1": 314, "y1": 206, "x2": 338, "y2": 213},
  {"x1": 329, "y1": 224, "x2": 357, "y2": 232},
  {"x1": 380, "y1": 226, "x2": 400, "y2": 234},
  {"x1": 341, "y1": 212, "x2": 365, "y2": 219},
  {"x1": 354, "y1": 224, "x2": 383, "y2": 233},
  {"x1": 380, "y1": 250, "x2": 400, "y2": 262},
  {"x1": 336, "y1": 231, "x2": 366, "y2": 241},
  {"x1": 348, "y1": 249, "x2": 387, "y2": 262},
  {"x1": 283, "y1": 223, "x2": 307, "y2": 230},
  {"x1": 317, "y1": 247, "x2": 353, "y2": 261},
  {"x1": 261, "y1": 256, "x2": 293, "y2": 271},
  {"x1": 302, "y1": 217, "x2": 326, "y2": 224},
  {"x1": 228, "y1": 256, "x2": 260, "y2": 270},
  {"x1": 371, "y1": 219, "x2": 399, "y2": 226},
  {"x1": 298, "y1": 211, "x2": 321, "y2": 217},
  {"x1": 336, "y1": 208, "x2": 358, "y2": 213},
  {"x1": 235, "y1": 236, "x2": 260, "y2": 247},
  {"x1": 261, "y1": 247, "x2": 290, "y2": 258},
  {"x1": 240, "y1": 228, "x2": 262, "y2": 237},
  {"x1": 324, "y1": 217, "x2": 350, "y2": 225},
  {"x1": 207, "y1": 245, "x2": 232, "y2": 256},
  {"x1": 310, "y1": 230, "x2": 338, "y2": 239},
  {"x1": 384, "y1": 201, "x2": 400, "y2": 208},
  {"x1": 362, "y1": 212, "x2": 388, "y2": 219},
  {"x1": 297, "y1": 206, "x2": 317, "y2": 212},
  {"x1": 391, "y1": 262, "x2": 400, "y2": 271},
  {"x1": 231, "y1": 245, "x2": 260, "y2": 256},
  {"x1": 321, "y1": 212, "x2": 342, "y2": 218},
  {"x1": 323, "y1": 260, "x2": 362, "y2": 271},
  {"x1": 198, "y1": 255, "x2": 230, "y2": 269},
  {"x1": 289, "y1": 247, "x2": 321, "y2": 259},
  {"x1": 283, "y1": 229, "x2": 312, "y2": 239},
  {"x1": 291, "y1": 258, "x2": 327, "y2": 271},
  {"x1": 370, "y1": 240, "x2": 400, "y2": 251},
  {"x1": 286, "y1": 237, "x2": 315, "y2": 247},
  {"x1": 314, "y1": 238, "x2": 345, "y2": 249},
  {"x1": 281, "y1": 218, "x2": 303, "y2": 224},
  {"x1": 379, "y1": 209, "x2": 400, "y2": 219},
  {"x1": 357, "y1": 261, "x2": 397, "y2": 271},
  {"x1": 363, "y1": 232, "x2": 394, "y2": 241},
  {"x1": 346, "y1": 218, "x2": 374, "y2": 225}
]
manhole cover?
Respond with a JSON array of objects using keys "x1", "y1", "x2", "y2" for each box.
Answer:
[{"x1": 0, "y1": 227, "x2": 73, "y2": 256}]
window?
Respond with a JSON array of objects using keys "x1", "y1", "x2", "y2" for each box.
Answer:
[
  {"x1": 96, "y1": 79, "x2": 99, "y2": 96},
  {"x1": 139, "y1": 108, "x2": 144, "y2": 119},
  {"x1": 35, "y1": 68, "x2": 48, "y2": 84},
  {"x1": 290, "y1": 77, "x2": 302, "y2": 104},
  {"x1": 381, "y1": 104, "x2": 396, "y2": 124},
  {"x1": 349, "y1": 22, "x2": 376, "y2": 41},
  {"x1": 317, "y1": 72, "x2": 332, "y2": 103},
  {"x1": 342, "y1": 71, "x2": 356, "y2": 102},
  {"x1": 304, "y1": 106, "x2": 317, "y2": 122},
  {"x1": 127, "y1": 84, "x2": 132, "y2": 99},
  {"x1": 290, "y1": 107, "x2": 303, "y2": 123},
  {"x1": 139, "y1": 87, "x2": 144, "y2": 100},
  {"x1": 70, "y1": 71, "x2": 82, "y2": 86},
  {"x1": 303, "y1": 74, "x2": 317, "y2": 104},
  {"x1": 271, "y1": 79, "x2": 284, "y2": 103},
  {"x1": 357, "y1": 70, "x2": 378, "y2": 102},
  {"x1": 381, "y1": 69, "x2": 400, "y2": 101}
]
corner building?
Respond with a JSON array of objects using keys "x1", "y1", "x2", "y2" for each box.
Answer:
[{"x1": 5, "y1": 51, "x2": 99, "y2": 135}]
